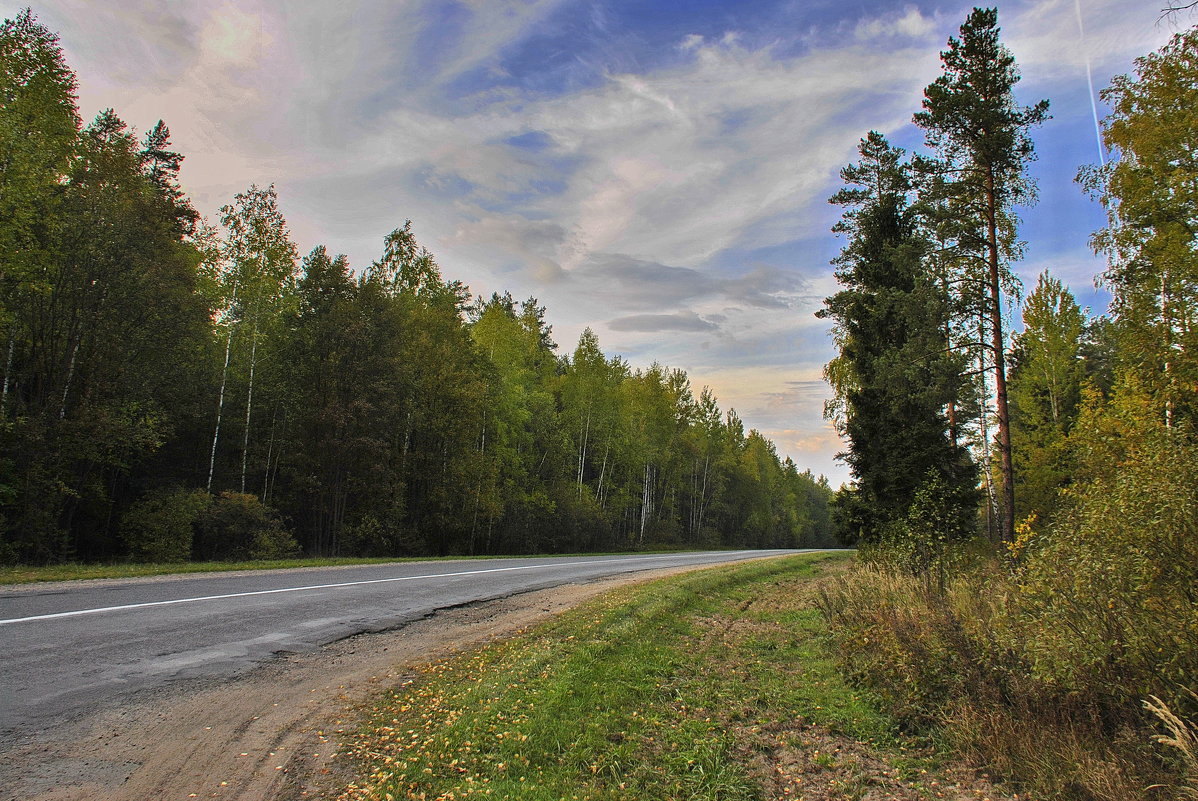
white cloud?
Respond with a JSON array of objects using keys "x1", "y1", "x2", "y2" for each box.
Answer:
[
  {"x1": 1006, "y1": 0, "x2": 1176, "y2": 85},
  {"x1": 855, "y1": 5, "x2": 938, "y2": 40}
]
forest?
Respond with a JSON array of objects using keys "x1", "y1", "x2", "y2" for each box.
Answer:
[
  {"x1": 819, "y1": 9, "x2": 1198, "y2": 799},
  {"x1": 0, "y1": 10, "x2": 836, "y2": 566}
]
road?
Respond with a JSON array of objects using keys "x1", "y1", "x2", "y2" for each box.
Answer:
[{"x1": 0, "y1": 549, "x2": 802, "y2": 738}]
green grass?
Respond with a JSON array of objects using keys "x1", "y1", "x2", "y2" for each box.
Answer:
[
  {"x1": 0, "y1": 556, "x2": 415, "y2": 585},
  {"x1": 0, "y1": 547, "x2": 723, "y2": 586},
  {"x1": 337, "y1": 551, "x2": 934, "y2": 801}
]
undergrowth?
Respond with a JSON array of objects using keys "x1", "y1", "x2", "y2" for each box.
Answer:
[{"x1": 817, "y1": 552, "x2": 1197, "y2": 800}]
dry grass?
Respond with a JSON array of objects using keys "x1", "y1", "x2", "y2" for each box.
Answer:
[
  {"x1": 1146, "y1": 693, "x2": 1198, "y2": 799},
  {"x1": 817, "y1": 560, "x2": 1186, "y2": 800}
]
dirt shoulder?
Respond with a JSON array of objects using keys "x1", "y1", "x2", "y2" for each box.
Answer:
[{"x1": 0, "y1": 565, "x2": 704, "y2": 801}]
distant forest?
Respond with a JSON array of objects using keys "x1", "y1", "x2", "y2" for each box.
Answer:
[{"x1": 0, "y1": 11, "x2": 836, "y2": 565}]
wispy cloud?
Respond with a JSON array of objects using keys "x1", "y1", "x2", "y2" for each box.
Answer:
[{"x1": 609, "y1": 312, "x2": 720, "y2": 333}]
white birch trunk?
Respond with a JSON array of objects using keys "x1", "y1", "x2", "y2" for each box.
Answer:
[
  {"x1": 58, "y1": 335, "x2": 79, "y2": 419},
  {"x1": 208, "y1": 282, "x2": 238, "y2": 491},
  {"x1": 2, "y1": 332, "x2": 13, "y2": 415},
  {"x1": 240, "y1": 322, "x2": 259, "y2": 493}
]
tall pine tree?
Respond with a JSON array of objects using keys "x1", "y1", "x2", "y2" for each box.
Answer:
[{"x1": 914, "y1": 7, "x2": 1048, "y2": 543}]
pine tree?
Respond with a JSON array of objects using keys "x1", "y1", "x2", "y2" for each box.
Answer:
[{"x1": 914, "y1": 7, "x2": 1048, "y2": 543}]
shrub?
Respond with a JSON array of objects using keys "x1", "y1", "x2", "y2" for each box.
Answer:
[
  {"x1": 122, "y1": 487, "x2": 211, "y2": 563},
  {"x1": 193, "y1": 492, "x2": 298, "y2": 561},
  {"x1": 1016, "y1": 423, "x2": 1198, "y2": 714}
]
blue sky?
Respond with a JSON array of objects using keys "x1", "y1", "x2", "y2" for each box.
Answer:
[{"x1": 9, "y1": 0, "x2": 1186, "y2": 484}]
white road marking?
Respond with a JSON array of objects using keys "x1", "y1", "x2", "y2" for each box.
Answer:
[{"x1": 0, "y1": 551, "x2": 768, "y2": 626}]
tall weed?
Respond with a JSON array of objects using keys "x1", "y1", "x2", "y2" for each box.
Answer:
[{"x1": 1146, "y1": 693, "x2": 1198, "y2": 799}]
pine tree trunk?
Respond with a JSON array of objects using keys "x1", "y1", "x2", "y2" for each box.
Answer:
[
  {"x1": 977, "y1": 349, "x2": 997, "y2": 543},
  {"x1": 986, "y1": 170, "x2": 1016, "y2": 543}
]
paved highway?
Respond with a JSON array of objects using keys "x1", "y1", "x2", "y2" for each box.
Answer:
[{"x1": 0, "y1": 550, "x2": 804, "y2": 737}]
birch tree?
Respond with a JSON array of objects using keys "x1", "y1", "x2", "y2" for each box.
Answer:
[
  {"x1": 1080, "y1": 26, "x2": 1198, "y2": 426},
  {"x1": 210, "y1": 185, "x2": 297, "y2": 492}
]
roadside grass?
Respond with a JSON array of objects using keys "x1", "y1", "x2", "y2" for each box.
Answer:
[
  {"x1": 336, "y1": 552, "x2": 985, "y2": 801},
  {"x1": 0, "y1": 548, "x2": 708, "y2": 586},
  {"x1": 0, "y1": 556, "x2": 411, "y2": 585}
]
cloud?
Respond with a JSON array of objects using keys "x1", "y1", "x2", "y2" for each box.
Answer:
[
  {"x1": 608, "y1": 312, "x2": 719, "y2": 333},
  {"x1": 1005, "y1": 0, "x2": 1175, "y2": 85},
  {"x1": 855, "y1": 5, "x2": 938, "y2": 40},
  {"x1": 777, "y1": 425, "x2": 843, "y2": 454}
]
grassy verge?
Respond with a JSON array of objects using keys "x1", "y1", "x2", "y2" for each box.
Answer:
[
  {"x1": 336, "y1": 553, "x2": 997, "y2": 801},
  {"x1": 0, "y1": 549, "x2": 707, "y2": 586},
  {"x1": 0, "y1": 556, "x2": 420, "y2": 585}
]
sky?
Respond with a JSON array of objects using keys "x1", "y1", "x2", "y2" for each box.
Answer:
[{"x1": 7, "y1": 0, "x2": 1189, "y2": 485}]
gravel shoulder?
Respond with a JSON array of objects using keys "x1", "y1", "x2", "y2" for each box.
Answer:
[{"x1": 0, "y1": 565, "x2": 703, "y2": 801}]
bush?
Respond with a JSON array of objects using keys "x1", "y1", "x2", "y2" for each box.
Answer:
[
  {"x1": 193, "y1": 492, "x2": 298, "y2": 561},
  {"x1": 122, "y1": 487, "x2": 211, "y2": 563},
  {"x1": 1016, "y1": 422, "x2": 1198, "y2": 713}
]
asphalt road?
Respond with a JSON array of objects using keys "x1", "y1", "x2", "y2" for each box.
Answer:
[{"x1": 0, "y1": 549, "x2": 804, "y2": 737}]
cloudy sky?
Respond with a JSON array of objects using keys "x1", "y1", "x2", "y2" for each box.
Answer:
[{"x1": 8, "y1": 0, "x2": 1186, "y2": 484}]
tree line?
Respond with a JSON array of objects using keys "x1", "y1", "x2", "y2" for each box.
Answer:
[
  {"x1": 820, "y1": 8, "x2": 1198, "y2": 796},
  {"x1": 823, "y1": 7, "x2": 1198, "y2": 549},
  {"x1": 0, "y1": 10, "x2": 835, "y2": 565}
]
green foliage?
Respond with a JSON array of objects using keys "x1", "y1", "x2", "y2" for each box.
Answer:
[
  {"x1": 1081, "y1": 26, "x2": 1198, "y2": 426},
  {"x1": 193, "y1": 491, "x2": 297, "y2": 561},
  {"x1": 0, "y1": 11, "x2": 834, "y2": 566},
  {"x1": 120, "y1": 487, "x2": 210, "y2": 563},
  {"x1": 822, "y1": 14, "x2": 1198, "y2": 801},
  {"x1": 0, "y1": 13, "x2": 213, "y2": 562},
  {"x1": 870, "y1": 471, "x2": 977, "y2": 582},
  {"x1": 0, "y1": 8, "x2": 79, "y2": 326},
  {"x1": 821, "y1": 132, "x2": 976, "y2": 544},
  {"x1": 1009, "y1": 271, "x2": 1085, "y2": 523},
  {"x1": 914, "y1": 6, "x2": 1049, "y2": 543},
  {"x1": 1018, "y1": 411, "x2": 1198, "y2": 711}
]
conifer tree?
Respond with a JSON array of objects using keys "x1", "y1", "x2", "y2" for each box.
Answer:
[
  {"x1": 914, "y1": 7, "x2": 1048, "y2": 543},
  {"x1": 821, "y1": 132, "x2": 975, "y2": 543}
]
